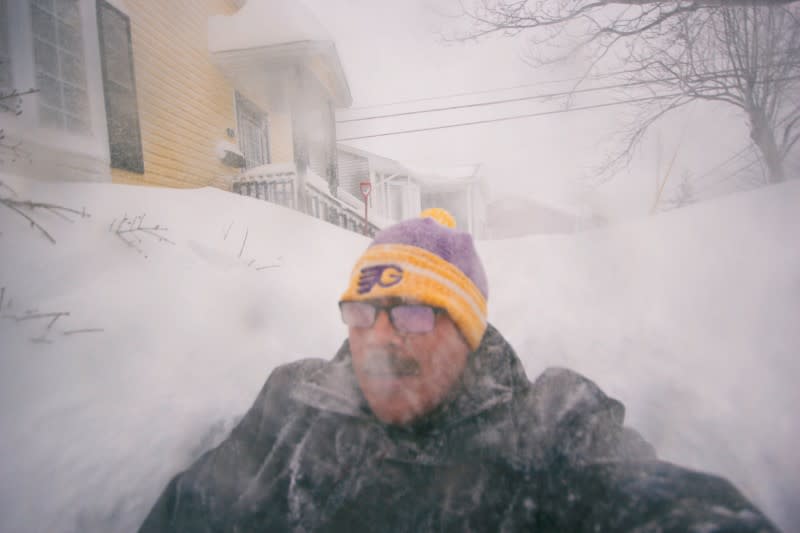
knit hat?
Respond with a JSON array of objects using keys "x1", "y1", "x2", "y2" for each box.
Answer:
[{"x1": 340, "y1": 208, "x2": 488, "y2": 350}]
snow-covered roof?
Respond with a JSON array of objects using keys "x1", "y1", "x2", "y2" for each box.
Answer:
[
  {"x1": 208, "y1": 0, "x2": 330, "y2": 52},
  {"x1": 406, "y1": 163, "x2": 483, "y2": 184},
  {"x1": 407, "y1": 164, "x2": 488, "y2": 196},
  {"x1": 208, "y1": 0, "x2": 352, "y2": 107},
  {"x1": 237, "y1": 162, "x2": 298, "y2": 179},
  {"x1": 337, "y1": 144, "x2": 408, "y2": 175}
]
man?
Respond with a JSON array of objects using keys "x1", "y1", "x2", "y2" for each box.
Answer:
[{"x1": 140, "y1": 209, "x2": 778, "y2": 532}]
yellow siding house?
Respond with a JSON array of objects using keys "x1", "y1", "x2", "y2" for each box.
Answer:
[{"x1": 0, "y1": 0, "x2": 351, "y2": 194}]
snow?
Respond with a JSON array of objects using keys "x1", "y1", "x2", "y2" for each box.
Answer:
[
  {"x1": 1, "y1": 173, "x2": 798, "y2": 532},
  {"x1": 208, "y1": 0, "x2": 331, "y2": 53},
  {"x1": 240, "y1": 161, "x2": 298, "y2": 178},
  {"x1": 486, "y1": 195, "x2": 583, "y2": 238}
]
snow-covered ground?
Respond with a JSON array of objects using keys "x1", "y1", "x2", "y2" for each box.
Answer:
[{"x1": 1, "y1": 174, "x2": 798, "y2": 532}]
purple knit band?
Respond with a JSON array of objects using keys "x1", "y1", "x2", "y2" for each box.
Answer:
[{"x1": 370, "y1": 217, "x2": 489, "y2": 298}]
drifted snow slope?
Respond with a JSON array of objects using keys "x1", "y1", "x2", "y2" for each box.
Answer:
[{"x1": 0, "y1": 174, "x2": 797, "y2": 531}]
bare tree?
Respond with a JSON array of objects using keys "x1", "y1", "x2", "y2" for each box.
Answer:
[
  {"x1": 617, "y1": 4, "x2": 800, "y2": 183},
  {"x1": 454, "y1": 2, "x2": 800, "y2": 184},
  {"x1": 661, "y1": 169, "x2": 696, "y2": 210},
  {"x1": 456, "y1": 1, "x2": 796, "y2": 46}
]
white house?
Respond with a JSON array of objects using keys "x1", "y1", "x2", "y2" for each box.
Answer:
[
  {"x1": 338, "y1": 144, "x2": 488, "y2": 237},
  {"x1": 210, "y1": 0, "x2": 389, "y2": 235},
  {"x1": 337, "y1": 143, "x2": 419, "y2": 225},
  {"x1": 411, "y1": 164, "x2": 489, "y2": 239}
]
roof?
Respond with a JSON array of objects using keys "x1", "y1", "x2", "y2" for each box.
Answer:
[
  {"x1": 337, "y1": 145, "x2": 488, "y2": 195},
  {"x1": 408, "y1": 164, "x2": 488, "y2": 196},
  {"x1": 337, "y1": 144, "x2": 408, "y2": 175},
  {"x1": 407, "y1": 164, "x2": 483, "y2": 184},
  {"x1": 208, "y1": 0, "x2": 352, "y2": 107}
]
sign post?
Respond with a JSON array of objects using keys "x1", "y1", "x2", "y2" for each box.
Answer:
[{"x1": 359, "y1": 181, "x2": 372, "y2": 235}]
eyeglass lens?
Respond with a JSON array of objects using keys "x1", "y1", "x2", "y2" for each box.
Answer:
[{"x1": 340, "y1": 302, "x2": 436, "y2": 333}]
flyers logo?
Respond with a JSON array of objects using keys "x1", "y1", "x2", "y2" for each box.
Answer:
[{"x1": 357, "y1": 265, "x2": 404, "y2": 294}]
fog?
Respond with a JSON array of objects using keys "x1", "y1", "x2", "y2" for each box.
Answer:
[
  {"x1": 304, "y1": 0, "x2": 766, "y2": 217},
  {"x1": 1, "y1": 0, "x2": 798, "y2": 531},
  {"x1": 1, "y1": 175, "x2": 797, "y2": 531}
]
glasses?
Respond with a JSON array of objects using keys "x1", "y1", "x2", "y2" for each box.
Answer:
[{"x1": 339, "y1": 300, "x2": 443, "y2": 334}]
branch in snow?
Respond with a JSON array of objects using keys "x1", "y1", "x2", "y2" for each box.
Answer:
[
  {"x1": 2, "y1": 309, "x2": 70, "y2": 344},
  {"x1": 0, "y1": 290, "x2": 103, "y2": 344},
  {"x1": 0, "y1": 134, "x2": 32, "y2": 165},
  {"x1": 0, "y1": 87, "x2": 38, "y2": 165},
  {"x1": 254, "y1": 255, "x2": 283, "y2": 271},
  {"x1": 0, "y1": 88, "x2": 39, "y2": 109},
  {"x1": 111, "y1": 213, "x2": 175, "y2": 256},
  {"x1": 3, "y1": 311, "x2": 71, "y2": 323},
  {"x1": 0, "y1": 180, "x2": 18, "y2": 197},
  {"x1": 0, "y1": 194, "x2": 90, "y2": 244},
  {"x1": 62, "y1": 328, "x2": 105, "y2": 336},
  {"x1": 238, "y1": 228, "x2": 249, "y2": 259},
  {"x1": 1, "y1": 198, "x2": 56, "y2": 243}
]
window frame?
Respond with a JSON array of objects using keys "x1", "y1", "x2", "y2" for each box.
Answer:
[
  {"x1": 0, "y1": 0, "x2": 12, "y2": 90},
  {"x1": 235, "y1": 91, "x2": 270, "y2": 170},
  {"x1": 0, "y1": 0, "x2": 110, "y2": 178},
  {"x1": 96, "y1": 0, "x2": 144, "y2": 173},
  {"x1": 29, "y1": 0, "x2": 92, "y2": 134}
]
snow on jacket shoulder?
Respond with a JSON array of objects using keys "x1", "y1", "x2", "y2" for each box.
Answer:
[{"x1": 139, "y1": 324, "x2": 778, "y2": 532}]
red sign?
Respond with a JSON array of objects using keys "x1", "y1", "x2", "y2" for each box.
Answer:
[{"x1": 359, "y1": 181, "x2": 372, "y2": 198}]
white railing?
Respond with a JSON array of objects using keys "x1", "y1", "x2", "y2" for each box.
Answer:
[{"x1": 231, "y1": 163, "x2": 381, "y2": 236}]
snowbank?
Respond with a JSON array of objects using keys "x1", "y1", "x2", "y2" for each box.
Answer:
[{"x1": 1, "y1": 174, "x2": 797, "y2": 531}]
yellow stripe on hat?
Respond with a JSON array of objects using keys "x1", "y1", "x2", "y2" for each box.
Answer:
[{"x1": 341, "y1": 243, "x2": 488, "y2": 350}]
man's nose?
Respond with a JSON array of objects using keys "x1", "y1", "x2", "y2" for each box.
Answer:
[{"x1": 370, "y1": 309, "x2": 401, "y2": 342}]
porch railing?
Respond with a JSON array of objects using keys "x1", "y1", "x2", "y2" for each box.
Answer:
[{"x1": 231, "y1": 164, "x2": 380, "y2": 237}]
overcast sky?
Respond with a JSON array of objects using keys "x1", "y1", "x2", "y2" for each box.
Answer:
[{"x1": 302, "y1": 0, "x2": 753, "y2": 218}]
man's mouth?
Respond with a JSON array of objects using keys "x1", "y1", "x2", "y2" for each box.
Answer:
[{"x1": 361, "y1": 351, "x2": 421, "y2": 378}]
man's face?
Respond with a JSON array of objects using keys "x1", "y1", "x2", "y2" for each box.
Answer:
[{"x1": 347, "y1": 298, "x2": 471, "y2": 426}]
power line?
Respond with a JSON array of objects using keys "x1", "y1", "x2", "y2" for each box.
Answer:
[
  {"x1": 692, "y1": 144, "x2": 753, "y2": 184},
  {"x1": 694, "y1": 157, "x2": 762, "y2": 193},
  {"x1": 337, "y1": 79, "x2": 653, "y2": 124},
  {"x1": 338, "y1": 72, "x2": 800, "y2": 125},
  {"x1": 338, "y1": 93, "x2": 684, "y2": 141},
  {"x1": 340, "y1": 60, "x2": 800, "y2": 115},
  {"x1": 343, "y1": 67, "x2": 653, "y2": 112}
]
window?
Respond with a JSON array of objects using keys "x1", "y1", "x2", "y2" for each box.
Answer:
[
  {"x1": 97, "y1": 0, "x2": 143, "y2": 172},
  {"x1": 30, "y1": 0, "x2": 90, "y2": 133},
  {"x1": 236, "y1": 92, "x2": 269, "y2": 169},
  {"x1": 0, "y1": 0, "x2": 11, "y2": 89}
]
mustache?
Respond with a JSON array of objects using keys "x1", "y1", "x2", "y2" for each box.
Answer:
[{"x1": 361, "y1": 349, "x2": 421, "y2": 377}]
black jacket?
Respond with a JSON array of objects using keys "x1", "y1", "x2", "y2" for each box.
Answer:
[{"x1": 140, "y1": 325, "x2": 777, "y2": 532}]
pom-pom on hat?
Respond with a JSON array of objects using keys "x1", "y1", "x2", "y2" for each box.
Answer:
[{"x1": 340, "y1": 208, "x2": 488, "y2": 350}]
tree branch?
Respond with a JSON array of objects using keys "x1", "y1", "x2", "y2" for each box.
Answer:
[{"x1": 0, "y1": 199, "x2": 57, "y2": 244}]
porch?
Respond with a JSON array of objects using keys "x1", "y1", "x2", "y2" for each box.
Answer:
[{"x1": 231, "y1": 163, "x2": 380, "y2": 236}]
